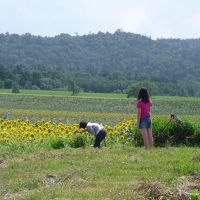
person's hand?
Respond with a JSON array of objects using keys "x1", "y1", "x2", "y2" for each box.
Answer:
[{"x1": 74, "y1": 129, "x2": 79, "y2": 134}]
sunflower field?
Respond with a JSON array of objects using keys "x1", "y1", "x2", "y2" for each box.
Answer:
[{"x1": 0, "y1": 116, "x2": 200, "y2": 147}]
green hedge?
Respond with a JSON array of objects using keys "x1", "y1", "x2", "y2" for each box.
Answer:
[{"x1": 129, "y1": 118, "x2": 200, "y2": 147}]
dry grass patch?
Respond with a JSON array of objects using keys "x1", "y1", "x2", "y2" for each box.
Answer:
[{"x1": 136, "y1": 173, "x2": 200, "y2": 200}]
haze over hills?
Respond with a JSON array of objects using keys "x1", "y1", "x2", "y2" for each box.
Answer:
[{"x1": 0, "y1": 30, "x2": 200, "y2": 96}]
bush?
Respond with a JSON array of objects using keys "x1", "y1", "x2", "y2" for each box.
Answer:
[
  {"x1": 50, "y1": 138, "x2": 65, "y2": 149},
  {"x1": 192, "y1": 133, "x2": 200, "y2": 145},
  {"x1": 68, "y1": 134, "x2": 87, "y2": 148},
  {"x1": 153, "y1": 118, "x2": 196, "y2": 147},
  {"x1": 12, "y1": 83, "x2": 20, "y2": 93},
  {"x1": 119, "y1": 118, "x2": 197, "y2": 147},
  {"x1": 168, "y1": 120, "x2": 195, "y2": 146},
  {"x1": 125, "y1": 126, "x2": 143, "y2": 146},
  {"x1": 153, "y1": 117, "x2": 171, "y2": 147}
]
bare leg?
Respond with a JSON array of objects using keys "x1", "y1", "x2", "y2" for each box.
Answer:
[
  {"x1": 147, "y1": 128, "x2": 153, "y2": 148},
  {"x1": 140, "y1": 128, "x2": 149, "y2": 149}
]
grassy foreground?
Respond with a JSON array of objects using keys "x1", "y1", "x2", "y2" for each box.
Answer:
[{"x1": 0, "y1": 144, "x2": 200, "y2": 200}]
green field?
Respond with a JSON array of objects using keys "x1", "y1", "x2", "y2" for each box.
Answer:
[
  {"x1": 0, "y1": 90, "x2": 200, "y2": 199},
  {"x1": 0, "y1": 144, "x2": 200, "y2": 199},
  {"x1": 0, "y1": 89, "x2": 127, "y2": 98},
  {"x1": 0, "y1": 89, "x2": 200, "y2": 125},
  {"x1": 0, "y1": 90, "x2": 200, "y2": 117}
]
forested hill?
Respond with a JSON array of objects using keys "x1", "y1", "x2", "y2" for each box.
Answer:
[{"x1": 1, "y1": 30, "x2": 200, "y2": 96}]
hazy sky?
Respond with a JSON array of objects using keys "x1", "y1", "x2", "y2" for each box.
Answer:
[{"x1": 0, "y1": 0, "x2": 200, "y2": 39}]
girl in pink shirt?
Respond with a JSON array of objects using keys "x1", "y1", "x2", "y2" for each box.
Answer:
[{"x1": 136, "y1": 87, "x2": 153, "y2": 149}]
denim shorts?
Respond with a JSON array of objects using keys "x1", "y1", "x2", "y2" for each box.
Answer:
[{"x1": 139, "y1": 116, "x2": 152, "y2": 129}]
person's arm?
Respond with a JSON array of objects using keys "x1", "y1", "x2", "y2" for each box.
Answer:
[
  {"x1": 74, "y1": 128, "x2": 87, "y2": 133},
  {"x1": 137, "y1": 108, "x2": 141, "y2": 128}
]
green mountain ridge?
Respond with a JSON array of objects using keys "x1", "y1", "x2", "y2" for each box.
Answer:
[{"x1": 0, "y1": 30, "x2": 200, "y2": 96}]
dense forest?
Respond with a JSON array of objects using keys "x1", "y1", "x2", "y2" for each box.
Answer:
[{"x1": 0, "y1": 30, "x2": 200, "y2": 96}]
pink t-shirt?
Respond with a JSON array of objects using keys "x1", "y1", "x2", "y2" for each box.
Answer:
[{"x1": 136, "y1": 99, "x2": 152, "y2": 118}]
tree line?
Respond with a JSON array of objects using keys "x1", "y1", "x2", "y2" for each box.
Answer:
[{"x1": 0, "y1": 30, "x2": 200, "y2": 96}]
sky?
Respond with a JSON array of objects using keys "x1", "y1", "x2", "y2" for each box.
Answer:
[{"x1": 0, "y1": 0, "x2": 200, "y2": 39}]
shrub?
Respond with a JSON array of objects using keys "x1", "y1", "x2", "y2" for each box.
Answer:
[
  {"x1": 50, "y1": 138, "x2": 65, "y2": 149},
  {"x1": 12, "y1": 83, "x2": 20, "y2": 93},
  {"x1": 153, "y1": 117, "x2": 171, "y2": 147},
  {"x1": 168, "y1": 120, "x2": 195, "y2": 146},
  {"x1": 192, "y1": 133, "x2": 200, "y2": 146},
  {"x1": 124, "y1": 125, "x2": 143, "y2": 146},
  {"x1": 132, "y1": 129, "x2": 143, "y2": 146},
  {"x1": 68, "y1": 134, "x2": 87, "y2": 148},
  {"x1": 152, "y1": 118, "x2": 196, "y2": 147}
]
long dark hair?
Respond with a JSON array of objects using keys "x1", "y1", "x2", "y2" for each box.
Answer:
[{"x1": 137, "y1": 87, "x2": 150, "y2": 103}]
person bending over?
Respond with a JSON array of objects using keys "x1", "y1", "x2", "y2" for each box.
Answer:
[{"x1": 77, "y1": 121, "x2": 107, "y2": 148}]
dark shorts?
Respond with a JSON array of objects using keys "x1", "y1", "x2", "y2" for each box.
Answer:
[{"x1": 139, "y1": 116, "x2": 152, "y2": 129}]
